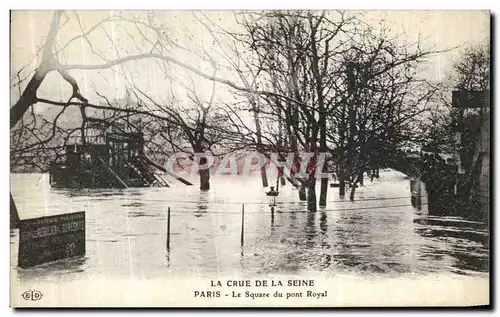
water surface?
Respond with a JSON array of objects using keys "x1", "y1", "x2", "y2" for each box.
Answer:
[{"x1": 10, "y1": 171, "x2": 489, "y2": 283}]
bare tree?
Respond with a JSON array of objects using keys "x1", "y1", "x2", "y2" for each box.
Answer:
[
  {"x1": 11, "y1": 10, "x2": 446, "y2": 209},
  {"x1": 10, "y1": 11, "x2": 309, "y2": 187}
]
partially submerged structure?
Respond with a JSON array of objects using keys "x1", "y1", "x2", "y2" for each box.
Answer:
[{"x1": 49, "y1": 118, "x2": 170, "y2": 188}]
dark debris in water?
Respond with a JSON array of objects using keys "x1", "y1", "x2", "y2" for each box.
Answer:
[
  {"x1": 127, "y1": 211, "x2": 161, "y2": 218},
  {"x1": 121, "y1": 202, "x2": 144, "y2": 207}
]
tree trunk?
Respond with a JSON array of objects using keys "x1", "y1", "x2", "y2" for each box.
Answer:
[
  {"x1": 319, "y1": 175, "x2": 328, "y2": 206},
  {"x1": 11, "y1": 11, "x2": 62, "y2": 129},
  {"x1": 260, "y1": 164, "x2": 268, "y2": 188},
  {"x1": 338, "y1": 102, "x2": 347, "y2": 197},
  {"x1": 346, "y1": 62, "x2": 357, "y2": 198},
  {"x1": 306, "y1": 150, "x2": 318, "y2": 210},
  {"x1": 310, "y1": 28, "x2": 328, "y2": 207},
  {"x1": 199, "y1": 168, "x2": 210, "y2": 191},
  {"x1": 277, "y1": 166, "x2": 286, "y2": 188},
  {"x1": 347, "y1": 106, "x2": 356, "y2": 192},
  {"x1": 10, "y1": 32, "x2": 54, "y2": 224},
  {"x1": 197, "y1": 152, "x2": 210, "y2": 191},
  {"x1": 307, "y1": 182, "x2": 317, "y2": 211},
  {"x1": 252, "y1": 101, "x2": 268, "y2": 188},
  {"x1": 317, "y1": 94, "x2": 328, "y2": 206},
  {"x1": 306, "y1": 146, "x2": 318, "y2": 210},
  {"x1": 349, "y1": 174, "x2": 363, "y2": 201},
  {"x1": 10, "y1": 70, "x2": 47, "y2": 128},
  {"x1": 349, "y1": 183, "x2": 356, "y2": 201},
  {"x1": 318, "y1": 114, "x2": 328, "y2": 205},
  {"x1": 80, "y1": 105, "x2": 87, "y2": 145},
  {"x1": 289, "y1": 133, "x2": 306, "y2": 201},
  {"x1": 339, "y1": 174, "x2": 346, "y2": 197},
  {"x1": 299, "y1": 184, "x2": 307, "y2": 200}
]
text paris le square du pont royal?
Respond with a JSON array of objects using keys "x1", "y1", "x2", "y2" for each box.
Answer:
[{"x1": 194, "y1": 279, "x2": 327, "y2": 300}]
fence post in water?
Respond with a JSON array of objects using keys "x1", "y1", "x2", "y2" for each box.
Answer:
[
  {"x1": 240, "y1": 205, "x2": 245, "y2": 248},
  {"x1": 167, "y1": 206, "x2": 171, "y2": 252}
]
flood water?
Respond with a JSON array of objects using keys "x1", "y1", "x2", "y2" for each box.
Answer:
[{"x1": 10, "y1": 170, "x2": 489, "y2": 283}]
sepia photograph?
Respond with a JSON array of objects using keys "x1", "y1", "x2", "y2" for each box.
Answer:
[{"x1": 9, "y1": 9, "x2": 491, "y2": 307}]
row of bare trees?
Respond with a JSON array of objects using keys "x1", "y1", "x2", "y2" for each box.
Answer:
[
  {"x1": 11, "y1": 10, "x2": 450, "y2": 209},
  {"x1": 202, "y1": 11, "x2": 441, "y2": 208}
]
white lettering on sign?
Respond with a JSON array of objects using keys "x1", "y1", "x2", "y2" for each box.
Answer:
[{"x1": 20, "y1": 221, "x2": 84, "y2": 240}]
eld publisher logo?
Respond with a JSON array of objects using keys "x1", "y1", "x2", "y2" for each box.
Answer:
[{"x1": 22, "y1": 290, "x2": 43, "y2": 301}]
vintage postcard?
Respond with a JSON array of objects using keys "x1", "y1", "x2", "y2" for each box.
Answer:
[{"x1": 10, "y1": 10, "x2": 490, "y2": 307}]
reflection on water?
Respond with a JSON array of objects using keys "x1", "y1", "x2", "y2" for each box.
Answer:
[
  {"x1": 16, "y1": 256, "x2": 89, "y2": 281},
  {"x1": 413, "y1": 217, "x2": 489, "y2": 274},
  {"x1": 10, "y1": 172, "x2": 489, "y2": 283}
]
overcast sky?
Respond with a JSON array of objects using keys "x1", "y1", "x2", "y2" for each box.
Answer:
[{"x1": 10, "y1": 10, "x2": 490, "y2": 114}]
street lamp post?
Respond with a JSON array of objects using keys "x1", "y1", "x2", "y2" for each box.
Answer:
[
  {"x1": 266, "y1": 186, "x2": 279, "y2": 211},
  {"x1": 266, "y1": 186, "x2": 279, "y2": 226}
]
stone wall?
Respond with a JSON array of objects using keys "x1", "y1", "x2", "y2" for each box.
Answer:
[{"x1": 477, "y1": 113, "x2": 490, "y2": 218}]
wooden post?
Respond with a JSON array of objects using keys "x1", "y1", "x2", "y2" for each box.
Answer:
[
  {"x1": 10, "y1": 193, "x2": 20, "y2": 229},
  {"x1": 166, "y1": 207, "x2": 171, "y2": 251},
  {"x1": 240, "y1": 205, "x2": 245, "y2": 248}
]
